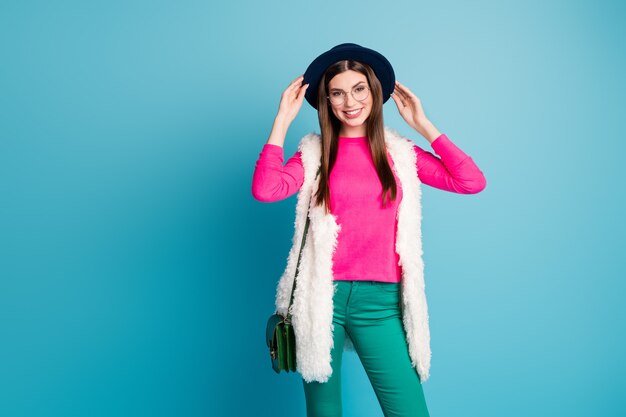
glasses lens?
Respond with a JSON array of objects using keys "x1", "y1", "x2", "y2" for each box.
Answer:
[
  {"x1": 329, "y1": 92, "x2": 344, "y2": 105},
  {"x1": 353, "y1": 86, "x2": 369, "y2": 101}
]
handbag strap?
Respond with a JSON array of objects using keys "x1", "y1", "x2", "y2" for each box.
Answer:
[{"x1": 286, "y1": 166, "x2": 321, "y2": 322}]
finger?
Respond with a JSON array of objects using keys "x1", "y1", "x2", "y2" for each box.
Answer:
[
  {"x1": 393, "y1": 86, "x2": 409, "y2": 104},
  {"x1": 285, "y1": 82, "x2": 305, "y2": 101},
  {"x1": 396, "y1": 80, "x2": 408, "y2": 89},
  {"x1": 288, "y1": 75, "x2": 305, "y2": 89},
  {"x1": 297, "y1": 84, "x2": 309, "y2": 100},
  {"x1": 391, "y1": 92, "x2": 402, "y2": 107},
  {"x1": 292, "y1": 83, "x2": 306, "y2": 101},
  {"x1": 395, "y1": 81, "x2": 411, "y2": 95},
  {"x1": 396, "y1": 81, "x2": 418, "y2": 100},
  {"x1": 396, "y1": 86, "x2": 417, "y2": 105},
  {"x1": 395, "y1": 81, "x2": 412, "y2": 95},
  {"x1": 392, "y1": 92, "x2": 406, "y2": 108},
  {"x1": 290, "y1": 79, "x2": 303, "y2": 90}
]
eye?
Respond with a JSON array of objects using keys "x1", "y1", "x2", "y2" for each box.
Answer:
[
  {"x1": 355, "y1": 86, "x2": 365, "y2": 92},
  {"x1": 331, "y1": 92, "x2": 342, "y2": 97}
]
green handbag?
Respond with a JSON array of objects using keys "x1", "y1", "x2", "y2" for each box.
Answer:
[{"x1": 265, "y1": 167, "x2": 320, "y2": 374}]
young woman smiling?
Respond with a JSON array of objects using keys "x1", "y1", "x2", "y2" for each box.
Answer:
[{"x1": 252, "y1": 43, "x2": 486, "y2": 417}]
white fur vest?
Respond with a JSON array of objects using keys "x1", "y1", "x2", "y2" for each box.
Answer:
[{"x1": 274, "y1": 125, "x2": 431, "y2": 384}]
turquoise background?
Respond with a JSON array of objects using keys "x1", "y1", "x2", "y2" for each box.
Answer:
[{"x1": 1, "y1": 0, "x2": 624, "y2": 416}]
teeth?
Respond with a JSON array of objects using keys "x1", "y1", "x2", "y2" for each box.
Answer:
[{"x1": 345, "y1": 109, "x2": 361, "y2": 115}]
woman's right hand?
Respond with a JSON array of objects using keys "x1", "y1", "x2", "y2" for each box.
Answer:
[{"x1": 276, "y1": 75, "x2": 309, "y2": 125}]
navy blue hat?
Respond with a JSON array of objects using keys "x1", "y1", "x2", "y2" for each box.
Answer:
[{"x1": 303, "y1": 43, "x2": 396, "y2": 110}]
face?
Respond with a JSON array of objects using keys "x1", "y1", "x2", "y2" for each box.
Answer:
[{"x1": 327, "y1": 70, "x2": 373, "y2": 137}]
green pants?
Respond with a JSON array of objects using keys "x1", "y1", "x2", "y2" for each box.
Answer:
[{"x1": 302, "y1": 280, "x2": 430, "y2": 417}]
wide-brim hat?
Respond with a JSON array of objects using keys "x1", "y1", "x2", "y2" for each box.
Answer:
[{"x1": 303, "y1": 43, "x2": 395, "y2": 110}]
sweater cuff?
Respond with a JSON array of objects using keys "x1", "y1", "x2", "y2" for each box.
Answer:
[
  {"x1": 430, "y1": 133, "x2": 471, "y2": 166},
  {"x1": 261, "y1": 143, "x2": 284, "y2": 160},
  {"x1": 430, "y1": 133, "x2": 448, "y2": 150}
]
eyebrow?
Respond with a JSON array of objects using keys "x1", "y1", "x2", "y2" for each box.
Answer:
[{"x1": 329, "y1": 81, "x2": 366, "y2": 91}]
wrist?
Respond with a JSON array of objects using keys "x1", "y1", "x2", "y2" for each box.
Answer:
[
  {"x1": 274, "y1": 112, "x2": 293, "y2": 128},
  {"x1": 416, "y1": 119, "x2": 441, "y2": 144},
  {"x1": 274, "y1": 113, "x2": 291, "y2": 129}
]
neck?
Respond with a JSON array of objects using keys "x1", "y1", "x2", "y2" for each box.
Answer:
[{"x1": 339, "y1": 125, "x2": 367, "y2": 138}]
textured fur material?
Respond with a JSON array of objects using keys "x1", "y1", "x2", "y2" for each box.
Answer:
[{"x1": 274, "y1": 125, "x2": 431, "y2": 384}]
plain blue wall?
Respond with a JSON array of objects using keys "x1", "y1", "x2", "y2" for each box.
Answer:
[{"x1": 1, "y1": 0, "x2": 625, "y2": 416}]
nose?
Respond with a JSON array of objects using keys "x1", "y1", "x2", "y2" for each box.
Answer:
[{"x1": 344, "y1": 92, "x2": 357, "y2": 107}]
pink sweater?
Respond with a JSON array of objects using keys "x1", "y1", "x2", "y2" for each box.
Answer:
[{"x1": 252, "y1": 133, "x2": 486, "y2": 283}]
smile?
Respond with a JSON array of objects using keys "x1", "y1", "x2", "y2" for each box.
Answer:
[{"x1": 343, "y1": 108, "x2": 363, "y2": 118}]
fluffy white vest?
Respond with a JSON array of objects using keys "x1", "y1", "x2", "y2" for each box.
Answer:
[{"x1": 274, "y1": 125, "x2": 431, "y2": 384}]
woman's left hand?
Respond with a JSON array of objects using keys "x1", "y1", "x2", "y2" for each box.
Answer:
[{"x1": 391, "y1": 80, "x2": 429, "y2": 132}]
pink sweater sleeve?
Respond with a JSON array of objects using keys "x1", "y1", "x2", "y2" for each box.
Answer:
[
  {"x1": 415, "y1": 134, "x2": 487, "y2": 194},
  {"x1": 251, "y1": 133, "x2": 487, "y2": 202},
  {"x1": 251, "y1": 144, "x2": 304, "y2": 202}
]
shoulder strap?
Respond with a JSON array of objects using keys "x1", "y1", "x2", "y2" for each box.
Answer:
[{"x1": 286, "y1": 166, "x2": 321, "y2": 321}]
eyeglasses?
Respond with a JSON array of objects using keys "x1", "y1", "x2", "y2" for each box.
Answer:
[{"x1": 326, "y1": 85, "x2": 370, "y2": 106}]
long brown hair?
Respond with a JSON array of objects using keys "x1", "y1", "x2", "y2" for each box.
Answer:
[{"x1": 313, "y1": 60, "x2": 397, "y2": 215}]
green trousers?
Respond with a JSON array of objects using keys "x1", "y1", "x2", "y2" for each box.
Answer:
[{"x1": 302, "y1": 280, "x2": 430, "y2": 417}]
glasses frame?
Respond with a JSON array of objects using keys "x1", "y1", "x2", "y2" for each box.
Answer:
[{"x1": 326, "y1": 85, "x2": 371, "y2": 106}]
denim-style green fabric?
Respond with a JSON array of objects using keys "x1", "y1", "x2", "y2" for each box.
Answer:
[{"x1": 302, "y1": 280, "x2": 430, "y2": 417}]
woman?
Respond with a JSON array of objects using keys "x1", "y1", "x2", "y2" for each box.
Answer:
[{"x1": 252, "y1": 43, "x2": 486, "y2": 417}]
